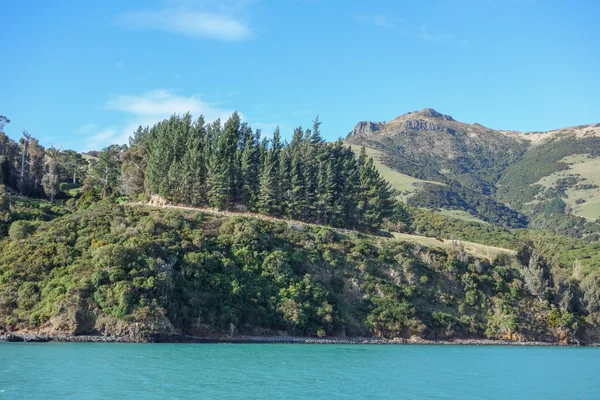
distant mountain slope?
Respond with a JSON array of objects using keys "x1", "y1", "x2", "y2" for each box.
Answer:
[
  {"x1": 345, "y1": 109, "x2": 528, "y2": 227},
  {"x1": 346, "y1": 108, "x2": 527, "y2": 195},
  {"x1": 345, "y1": 109, "x2": 600, "y2": 235}
]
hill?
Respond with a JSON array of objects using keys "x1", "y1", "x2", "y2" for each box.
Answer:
[
  {"x1": 2, "y1": 110, "x2": 600, "y2": 344},
  {"x1": 1, "y1": 200, "x2": 598, "y2": 344},
  {"x1": 345, "y1": 108, "x2": 600, "y2": 238}
]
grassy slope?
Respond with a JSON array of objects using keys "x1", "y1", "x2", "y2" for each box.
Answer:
[
  {"x1": 348, "y1": 145, "x2": 489, "y2": 225},
  {"x1": 536, "y1": 154, "x2": 600, "y2": 219},
  {"x1": 348, "y1": 145, "x2": 428, "y2": 200},
  {"x1": 392, "y1": 232, "x2": 514, "y2": 260},
  {"x1": 438, "y1": 209, "x2": 489, "y2": 225}
]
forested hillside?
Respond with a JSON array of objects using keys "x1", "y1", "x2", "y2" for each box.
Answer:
[
  {"x1": 2, "y1": 111, "x2": 600, "y2": 343},
  {"x1": 2, "y1": 200, "x2": 600, "y2": 344}
]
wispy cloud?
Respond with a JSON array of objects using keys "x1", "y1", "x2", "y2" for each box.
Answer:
[
  {"x1": 79, "y1": 89, "x2": 238, "y2": 151},
  {"x1": 113, "y1": 61, "x2": 124, "y2": 69},
  {"x1": 116, "y1": 6, "x2": 251, "y2": 41},
  {"x1": 355, "y1": 14, "x2": 395, "y2": 29},
  {"x1": 76, "y1": 123, "x2": 98, "y2": 134}
]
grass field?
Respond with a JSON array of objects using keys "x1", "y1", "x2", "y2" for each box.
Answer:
[
  {"x1": 392, "y1": 232, "x2": 514, "y2": 261},
  {"x1": 438, "y1": 209, "x2": 488, "y2": 224},
  {"x1": 348, "y1": 145, "x2": 435, "y2": 201},
  {"x1": 536, "y1": 154, "x2": 600, "y2": 219}
]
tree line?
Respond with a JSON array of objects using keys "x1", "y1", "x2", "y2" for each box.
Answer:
[
  {"x1": 0, "y1": 116, "x2": 87, "y2": 201},
  {"x1": 123, "y1": 112, "x2": 398, "y2": 229},
  {"x1": 0, "y1": 113, "x2": 399, "y2": 230}
]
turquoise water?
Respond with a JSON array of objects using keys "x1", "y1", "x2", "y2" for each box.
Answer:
[{"x1": 1, "y1": 344, "x2": 599, "y2": 399}]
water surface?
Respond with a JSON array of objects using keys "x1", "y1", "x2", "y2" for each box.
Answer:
[{"x1": 1, "y1": 343, "x2": 598, "y2": 399}]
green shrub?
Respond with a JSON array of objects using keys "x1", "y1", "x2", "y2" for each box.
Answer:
[{"x1": 8, "y1": 220, "x2": 35, "y2": 240}]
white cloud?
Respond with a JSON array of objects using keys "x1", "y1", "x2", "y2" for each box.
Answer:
[
  {"x1": 76, "y1": 123, "x2": 98, "y2": 134},
  {"x1": 116, "y1": 8, "x2": 251, "y2": 41},
  {"x1": 80, "y1": 89, "x2": 239, "y2": 151},
  {"x1": 105, "y1": 89, "x2": 237, "y2": 121},
  {"x1": 85, "y1": 128, "x2": 119, "y2": 152}
]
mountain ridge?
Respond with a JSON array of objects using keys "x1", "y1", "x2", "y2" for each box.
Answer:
[
  {"x1": 348, "y1": 108, "x2": 600, "y2": 144},
  {"x1": 345, "y1": 108, "x2": 600, "y2": 235}
]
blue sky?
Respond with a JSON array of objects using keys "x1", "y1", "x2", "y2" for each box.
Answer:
[{"x1": 2, "y1": 0, "x2": 599, "y2": 151}]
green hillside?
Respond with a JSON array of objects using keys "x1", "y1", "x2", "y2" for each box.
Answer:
[
  {"x1": 1, "y1": 200, "x2": 599, "y2": 344},
  {"x1": 1, "y1": 111, "x2": 600, "y2": 344},
  {"x1": 346, "y1": 109, "x2": 600, "y2": 240}
]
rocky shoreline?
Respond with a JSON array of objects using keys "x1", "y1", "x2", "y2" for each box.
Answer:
[{"x1": 1, "y1": 333, "x2": 598, "y2": 346}]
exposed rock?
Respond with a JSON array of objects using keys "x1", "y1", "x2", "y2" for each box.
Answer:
[
  {"x1": 419, "y1": 108, "x2": 454, "y2": 121},
  {"x1": 148, "y1": 194, "x2": 170, "y2": 207},
  {"x1": 350, "y1": 121, "x2": 384, "y2": 136},
  {"x1": 402, "y1": 119, "x2": 445, "y2": 131},
  {"x1": 1, "y1": 332, "x2": 594, "y2": 345}
]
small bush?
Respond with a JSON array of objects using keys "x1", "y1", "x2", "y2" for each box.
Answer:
[{"x1": 8, "y1": 220, "x2": 35, "y2": 241}]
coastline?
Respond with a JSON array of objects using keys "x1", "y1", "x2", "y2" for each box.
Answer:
[{"x1": 1, "y1": 333, "x2": 598, "y2": 346}]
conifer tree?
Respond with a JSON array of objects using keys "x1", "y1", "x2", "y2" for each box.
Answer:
[
  {"x1": 288, "y1": 150, "x2": 305, "y2": 219},
  {"x1": 206, "y1": 119, "x2": 228, "y2": 209},
  {"x1": 356, "y1": 147, "x2": 395, "y2": 228},
  {"x1": 257, "y1": 128, "x2": 281, "y2": 214},
  {"x1": 222, "y1": 112, "x2": 241, "y2": 209},
  {"x1": 240, "y1": 124, "x2": 259, "y2": 209},
  {"x1": 278, "y1": 148, "x2": 291, "y2": 216}
]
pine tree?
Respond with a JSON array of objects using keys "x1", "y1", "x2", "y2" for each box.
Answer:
[
  {"x1": 222, "y1": 112, "x2": 241, "y2": 209},
  {"x1": 240, "y1": 124, "x2": 259, "y2": 209},
  {"x1": 145, "y1": 120, "x2": 172, "y2": 195},
  {"x1": 340, "y1": 146, "x2": 359, "y2": 227},
  {"x1": 302, "y1": 128, "x2": 318, "y2": 220},
  {"x1": 257, "y1": 129, "x2": 282, "y2": 214},
  {"x1": 278, "y1": 148, "x2": 291, "y2": 216},
  {"x1": 356, "y1": 146, "x2": 396, "y2": 228},
  {"x1": 206, "y1": 119, "x2": 228, "y2": 209},
  {"x1": 288, "y1": 150, "x2": 305, "y2": 219},
  {"x1": 182, "y1": 115, "x2": 206, "y2": 205}
]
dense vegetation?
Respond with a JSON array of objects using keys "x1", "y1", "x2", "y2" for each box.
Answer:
[
  {"x1": 407, "y1": 183, "x2": 527, "y2": 228},
  {"x1": 496, "y1": 137, "x2": 600, "y2": 208},
  {"x1": 1, "y1": 113, "x2": 397, "y2": 231},
  {"x1": 408, "y1": 208, "x2": 600, "y2": 275},
  {"x1": 346, "y1": 111, "x2": 600, "y2": 241},
  {"x1": 1, "y1": 111, "x2": 600, "y2": 342},
  {"x1": 126, "y1": 113, "x2": 397, "y2": 230},
  {"x1": 1, "y1": 201, "x2": 599, "y2": 343}
]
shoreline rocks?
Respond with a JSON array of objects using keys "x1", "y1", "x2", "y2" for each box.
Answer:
[{"x1": 1, "y1": 333, "x2": 598, "y2": 346}]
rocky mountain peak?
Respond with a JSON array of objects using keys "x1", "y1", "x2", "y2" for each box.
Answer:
[
  {"x1": 418, "y1": 108, "x2": 454, "y2": 121},
  {"x1": 349, "y1": 121, "x2": 384, "y2": 136}
]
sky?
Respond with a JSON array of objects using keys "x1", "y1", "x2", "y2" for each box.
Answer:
[{"x1": 2, "y1": 0, "x2": 599, "y2": 151}]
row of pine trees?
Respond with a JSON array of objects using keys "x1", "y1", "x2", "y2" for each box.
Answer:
[
  {"x1": 0, "y1": 112, "x2": 398, "y2": 230},
  {"x1": 124, "y1": 112, "x2": 398, "y2": 229}
]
